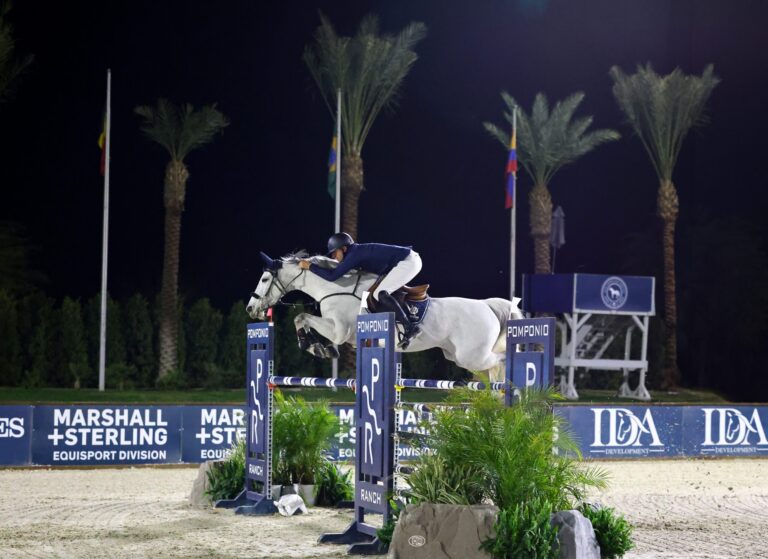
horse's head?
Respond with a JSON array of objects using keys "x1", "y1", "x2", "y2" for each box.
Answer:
[
  {"x1": 246, "y1": 252, "x2": 305, "y2": 320},
  {"x1": 246, "y1": 252, "x2": 283, "y2": 320}
]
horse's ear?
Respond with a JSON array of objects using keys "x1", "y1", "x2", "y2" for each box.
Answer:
[{"x1": 259, "y1": 251, "x2": 278, "y2": 270}]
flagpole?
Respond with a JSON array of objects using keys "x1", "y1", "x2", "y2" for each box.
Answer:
[
  {"x1": 509, "y1": 106, "x2": 517, "y2": 301},
  {"x1": 332, "y1": 89, "x2": 341, "y2": 385},
  {"x1": 98, "y1": 69, "x2": 112, "y2": 392}
]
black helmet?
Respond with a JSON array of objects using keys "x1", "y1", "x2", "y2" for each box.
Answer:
[{"x1": 327, "y1": 232, "x2": 355, "y2": 255}]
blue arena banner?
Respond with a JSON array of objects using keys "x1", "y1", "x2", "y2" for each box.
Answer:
[
  {"x1": 3, "y1": 403, "x2": 768, "y2": 466},
  {"x1": 682, "y1": 406, "x2": 768, "y2": 457},
  {"x1": 0, "y1": 405, "x2": 33, "y2": 465},
  {"x1": 557, "y1": 405, "x2": 683, "y2": 458},
  {"x1": 523, "y1": 274, "x2": 655, "y2": 315},
  {"x1": 574, "y1": 274, "x2": 655, "y2": 314},
  {"x1": 31, "y1": 405, "x2": 183, "y2": 466},
  {"x1": 181, "y1": 406, "x2": 245, "y2": 462}
]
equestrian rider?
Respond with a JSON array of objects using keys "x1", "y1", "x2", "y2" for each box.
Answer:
[{"x1": 298, "y1": 233, "x2": 422, "y2": 349}]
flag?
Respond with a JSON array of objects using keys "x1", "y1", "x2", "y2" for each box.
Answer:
[
  {"x1": 327, "y1": 135, "x2": 337, "y2": 198},
  {"x1": 504, "y1": 126, "x2": 517, "y2": 209},
  {"x1": 98, "y1": 112, "x2": 106, "y2": 176}
]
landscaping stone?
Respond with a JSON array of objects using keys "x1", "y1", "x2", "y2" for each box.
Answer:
[
  {"x1": 188, "y1": 460, "x2": 219, "y2": 508},
  {"x1": 550, "y1": 510, "x2": 600, "y2": 559},
  {"x1": 388, "y1": 503, "x2": 498, "y2": 559}
]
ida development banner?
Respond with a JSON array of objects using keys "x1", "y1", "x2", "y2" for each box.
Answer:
[
  {"x1": 557, "y1": 405, "x2": 768, "y2": 459},
  {"x1": 2, "y1": 404, "x2": 767, "y2": 466}
]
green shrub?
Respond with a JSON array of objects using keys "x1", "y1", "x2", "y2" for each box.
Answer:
[
  {"x1": 424, "y1": 388, "x2": 607, "y2": 510},
  {"x1": 376, "y1": 499, "x2": 403, "y2": 546},
  {"x1": 205, "y1": 438, "x2": 246, "y2": 502},
  {"x1": 579, "y1": 503, "x2": 634, "y2": 558},
  {"x1": 106, "y1": 362, "x2": 137, "y2": 390},
  {"x1": 481, "y1": 498, "x2": 559, "y2": 559},
  {"x1": 314, "y1": 459, "x2": 353, "y2": 506},
  {"x1": 272, "y1": 390, "x2": 338, "y2": 484},
  {"x1": 404, "y1": 453, "x2": 485, "y2": 505},
  {"x1": 155, "y1": 369, "x2": 186, "y2": 390}
]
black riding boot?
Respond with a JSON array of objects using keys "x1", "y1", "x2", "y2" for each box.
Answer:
[{"x1": 377, "y1": 291, "x2": 421, "y2": 349}]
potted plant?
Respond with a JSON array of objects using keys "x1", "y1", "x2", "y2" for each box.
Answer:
[{"x1": 272, "y1": 390, "x2": 338, "y2": 506}]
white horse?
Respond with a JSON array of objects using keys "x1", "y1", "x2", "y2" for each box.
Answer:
[{"x1": 246, "y1": 252, "x2": 523, "y2": 382}]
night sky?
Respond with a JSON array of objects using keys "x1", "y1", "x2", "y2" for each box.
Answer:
[{"x1": 2, "y1": 1, "x2": 768, "y2": 396}]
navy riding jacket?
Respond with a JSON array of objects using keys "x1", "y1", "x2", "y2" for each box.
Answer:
[{"x1": 309, "y1": 243, "x2": 412, "y2": 282}]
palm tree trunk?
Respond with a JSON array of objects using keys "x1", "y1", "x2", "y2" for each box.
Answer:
[
  {"x1": 157, "y1": 160, "x2": 189, "y2": 380},
  {"x1": 657, "y1": 179, "x2": 679, "y2": 389},
  {"x1": 341, "y1": 153, "x2": 363, "y2": 239},
  {"x1": 338, "y1": 153, "x2": 364, "y2": 376},
  {"x1": 529, "y1": 183, "x2": 553, "y2": 274}
]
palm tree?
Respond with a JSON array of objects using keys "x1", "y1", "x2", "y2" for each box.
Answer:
[
  {"x1": 0, "y1": 2, "x2": 33, "y2": 103},
  {"x1": 485, "y1": 93, "x2": 620, "y2": 274},
  {"x1": 611, "y1": 64, "x2": 719, "y2": 390},
  {"x1": 303, "y1": 14, "x2": 426, "y2": 239},
  {"x1": 135, "y1": 99, "x2": 228, "y2": 379}
]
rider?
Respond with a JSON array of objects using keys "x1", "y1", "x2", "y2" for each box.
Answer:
[{"x1": 298, "y1": 232, "x2": 423, "y2": 349}]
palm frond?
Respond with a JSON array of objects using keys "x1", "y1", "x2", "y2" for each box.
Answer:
[
  {"x1": 303, "y1": 13, "x2": 426, "y2": 155},
  {"x1": 610, "y1": 63, "x2": 720, "y2": 181},
  {"x1": 0, "y1": 2, "x2": 33, "y2": 103},
  {"x1": 484, "y1": 91, "x2": 619, "y2": 186},
  {"x1": 134, "y1": 99, "x2": 229, "y2": 161}
]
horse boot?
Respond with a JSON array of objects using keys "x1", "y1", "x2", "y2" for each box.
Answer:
[{"x1": 377, "y1": 291, "x2": 421, "y2": 349}]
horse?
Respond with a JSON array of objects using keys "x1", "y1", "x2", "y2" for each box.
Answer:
[{"x1": 246, "y1": 252, "x2": 524, "y2": 383}]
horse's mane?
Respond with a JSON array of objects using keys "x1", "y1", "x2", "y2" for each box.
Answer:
[
  {"x1": 280, "y1": 251, "x2": 377, "y2": 287},
  {"x1": 281, "y1": 251, "x2": 338, "y2": 269}
]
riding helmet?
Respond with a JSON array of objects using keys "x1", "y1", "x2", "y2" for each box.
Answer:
[{"x1": 327, "y1": 232, "x2": 355, "y2": 255}]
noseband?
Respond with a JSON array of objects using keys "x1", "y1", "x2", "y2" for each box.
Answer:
[{"x1": 251, "y1": 268, "x2": 305, "y2": 305}]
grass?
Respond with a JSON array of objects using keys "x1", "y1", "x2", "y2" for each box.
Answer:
[{"x1": 0, "y1": 385, "x2": 729, "y2": 405}]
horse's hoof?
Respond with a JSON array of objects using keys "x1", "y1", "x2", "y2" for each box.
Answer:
[
  {"x1": 309, "y1": 343, "x2": 325, "y2": 357},
  {"x1": 325, "y1": 345, "x2": 340, "y2": 359}
]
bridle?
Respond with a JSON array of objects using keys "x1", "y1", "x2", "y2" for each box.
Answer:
[
  {"x1": 251, "y1": 267, "x2": 306, "y2": 306},
  {"x1": 251, "y1": 263, "x2": 368, "y2": 312}
]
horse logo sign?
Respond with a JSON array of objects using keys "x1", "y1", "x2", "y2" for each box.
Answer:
[{"x1": 600, "y1": 276, "x2": 629, "y2": 310}]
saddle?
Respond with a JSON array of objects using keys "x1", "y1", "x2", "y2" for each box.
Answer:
[{"x1": 366, "y1": 280, "x2": 430, "y2": 312}]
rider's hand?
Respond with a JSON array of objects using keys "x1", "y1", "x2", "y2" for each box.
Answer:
[{"x1": 298, "y1": 260, "x2": 311, "y2": 270}]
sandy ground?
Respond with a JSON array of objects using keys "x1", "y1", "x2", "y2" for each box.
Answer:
[{"x1": 0, "y1": 460, "x2": 766, "y2": 558}]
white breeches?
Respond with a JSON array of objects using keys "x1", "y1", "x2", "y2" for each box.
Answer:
[{"x1": 373, "y1": 251, "x2": 422, "y2": 300}]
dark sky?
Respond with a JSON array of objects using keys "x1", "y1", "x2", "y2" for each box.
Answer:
[{"x1": 2, "y1": 0, "x2": 768, "y2": 310}]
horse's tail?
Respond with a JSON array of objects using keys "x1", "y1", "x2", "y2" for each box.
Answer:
[{"x1": 483, "y1": 297, "x2": 523, "y2": 353}]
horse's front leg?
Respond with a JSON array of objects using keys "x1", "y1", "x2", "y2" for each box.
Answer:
[{"x1": 294, "y1": 313, "x2": 348, "y2": 359}]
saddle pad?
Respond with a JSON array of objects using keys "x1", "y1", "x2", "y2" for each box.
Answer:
[{"x1": 403, "y1": 298, "x2": 430, "y2": 325}]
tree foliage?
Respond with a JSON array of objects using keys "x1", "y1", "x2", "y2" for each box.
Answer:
[
  {"x1": 303, "y1": 13, "x2": 426, "y2": 157},
  {"x1": 0, "y1": 2, "x2": 33, "y2": 104},
  {"x1": 185, "y1": 298, "x2": 223, "y2": 386},
  {"x1": 610, "y1": 64, "x2": 719, "y2": 181},
  {"x1": 124, "y1": 293, "x2": 155, "y2": 387},
  {"x1": 134, "y1": 99, "x2": 229, "y2": 161},
  {"x1": 484, "y1": 92, "x2": 620, "y2": 186},
  {"x1": 0, "y1": 289, "x2": 20, "y2": 385},
  {"x1": 59, "y1": 297, "x2": 89, "y2": 388}
]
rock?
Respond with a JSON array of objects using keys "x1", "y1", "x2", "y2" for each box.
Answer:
[
  {"x1": 550, "y1": 510, "x2": 600, "y2": 559},
  {"x1": 189, "y1": 460, "x2": 220, "y2": 508},
  {"x1": 388, "y1": 503, "x2": 498, "y2": 559}
]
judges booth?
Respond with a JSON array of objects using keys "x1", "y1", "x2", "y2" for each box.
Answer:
[{"x1": 522, "y1": 274, "x2": 655, "y2": 400}]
